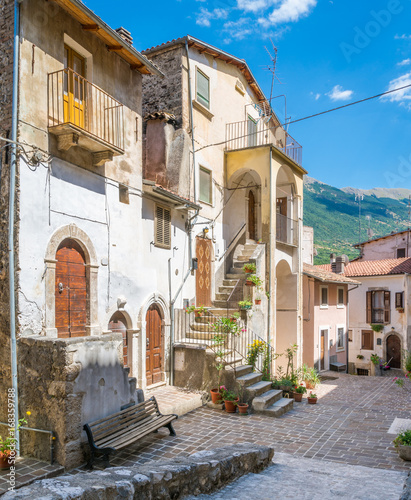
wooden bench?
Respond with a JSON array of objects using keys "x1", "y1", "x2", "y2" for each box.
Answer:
[{"x1": 83, "y1": 396, "x2": 178, "y2": 468}]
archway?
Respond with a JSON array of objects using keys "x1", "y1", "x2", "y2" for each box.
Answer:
[
  {"x1": 145, "y1": 304, "x2": 163, "y2": 386},
  {"x1": 108, "y1": 311, "x2": 130, "y2": 368},
  {"x1": 386, "y1": 334, "x2": 401, "y2": 368}
]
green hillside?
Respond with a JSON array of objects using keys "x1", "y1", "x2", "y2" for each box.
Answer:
[{"x1": 303, "y1": 178, "x2": 411, "y2": 264}]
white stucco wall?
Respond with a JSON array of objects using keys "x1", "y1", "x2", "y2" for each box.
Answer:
[{"x1": 358, "y1": 232, "x2": 411, "y2": 260}]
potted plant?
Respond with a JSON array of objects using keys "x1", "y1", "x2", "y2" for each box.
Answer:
[
  {"x1": 236, "y1": 381, "x2": 249, "y2": 415},
  {"x1": 254, "y1": 294, "x2": 262, "y2": 305},
  {"x1": 220, "y1": 386, "x2": 239, "y2": 413},
  {"x1": 242, "y1": 263, "x2": 256, "y2": 274},
  {"x1": 246, "y1": 274, "x2": 263, "y2": 288},
  {"x1": 209, "y1": 335, "x2": 227, "y2": 404},
  {"x1": 238, "y1": 299, "x2": 252, "y2": 310},
  {"x1": 185, "y1": 304, "x2": 207, "y2": 317},
  {"x1": 370, "y1": 353, "x2": 380, "y2": 365},
  {"x1": 357, "y1": 354, "x2": 364, "y2": 360},
  {"x1": 246, "y1": 338, "x2": 265, "y2": 371},
  {"x1": 371, "y1": 324, "x2": 384, "y2": 333},
  {"x1": 0, "y1": 416, "x2": 28, "y2": 470},
  {"x1": 291, "y1": 384, "x2": 307, "y2": 402},
  {"x1": 307, "y1": 392, "x2": 318, "y2": 404},
  {"x1": 393, "y1": 429, "x2": 411, "y2": 461}
]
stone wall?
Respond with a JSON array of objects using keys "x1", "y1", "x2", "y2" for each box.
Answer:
[
  {"x1": 3, "y1": 443, "x2": 275, "y2": 499},
  {"x1": 142, "y1": 46, "x2": 184, "y2": 128},
  {"x1": 0, "y1": 0, "x2": 16, "y2": 423},
  {"x1": 17, "y1": 334, "x2": 139, "y2": 468}
]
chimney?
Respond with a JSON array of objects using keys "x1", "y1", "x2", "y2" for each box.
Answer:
[
  {"x1": 330, "y1": 253, "x2": 337, "y2": 273},
  {"x1": 335, "y1": 256, "x2": 345, "y2": 274},
  {"x1": 115, "y1": 27, "x2": 133, "y2": 46}
]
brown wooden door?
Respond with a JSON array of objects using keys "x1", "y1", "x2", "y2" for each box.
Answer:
[
  {"x1": 387, "y1": 335, "x2": 401, "y2": 368},
  {"x1": 55, "y1": 239, "x2": 87, "y2": 338},
  {"x1": 146, "y1": 304, "x2": 163, "y2": 386},
  {"x1": 196, "y1": 237, "x2": 212, "y2": 307},
  {"x1": 109, "y1": 312, "x2": 128, "y2": 368},
  {"x1": 248, "y1": 190, "x2": 256, "y2": 241},
  {"x1": 320, "y1": 330, "x2": 326, "y2": 370}
]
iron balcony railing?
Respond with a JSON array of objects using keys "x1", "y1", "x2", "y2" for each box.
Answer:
[
  {"x1": 225, "y1": 119, "x2": 302, "y2": 167},
  {"x1": 276, "y1": 213, "x2": 299, "y2": 246},
  {"x1": 48, "y1": 68, "x2": 124, "y2": 151}
]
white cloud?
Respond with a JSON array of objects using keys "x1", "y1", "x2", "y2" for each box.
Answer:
[
  {"x1": 223, "y1": 17, "x2": 254, "y2": 40},
  {"x1": 237, "y1": 0, "x2": 273, "y2": 13},
  {"x1": 381, "y1": 72, "x2": 411, "y2": 109},
  {"x1": 196, "y1": 7, "x2": 229, "y2": 27},
  {"x1": 326, "y1": 85, "x2": 353, "y2": 101},
  {"x1": 310, "y1": 91, "x2": 321, "y2": 100},
  {"x1": 259, "y1": 0, "x2": 317, "y2": 26},
  {"x1": 398, "y1": 59, "x2": 411, "y2": 67},
  {"x1": 395, "y1": 34, "x2": 411, "y2": 40}
]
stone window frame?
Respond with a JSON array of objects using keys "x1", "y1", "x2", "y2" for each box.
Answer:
[
  {"x1": 320, "y1": 285, "x2": 328, "y2": 309},
  {"x1": 336, "y1": 324, "x2": 345, "y2": 352},
  {"x1": 337, "y1": 286, "x2": 345, "y2": 308},
  {"x1": 44, "y1": 224, "x2": 99, "y2": 337}
]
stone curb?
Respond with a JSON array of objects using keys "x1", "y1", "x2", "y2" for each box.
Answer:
[
  {"x1": 3, "y1": 443, "x2": 274, "y2": 499},
  {"x1": 400, "y1": 471, "x2": 411, "y2": 500}
]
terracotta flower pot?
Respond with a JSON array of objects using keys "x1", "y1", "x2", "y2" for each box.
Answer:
[
  {"x1": 195, "y1": 311, "x2": 203, "y2": 318},
  {"x1": 398, "y1": 445, "x2": 411, "y2": 461},
  {"x1": 307, "y1": 397, "x2": 318, "y2": 405},
  {"x1": 245, "y1": 280, "x2": 255, "y2": 287},
  {"x1": 254, "y1": 299, "x2": 261, "y2": 305},
  {"x1": 292, "y1": 392, "x2": 303, "y2": 402},
  {"x1": 210, "y1": 388, "x2": 222, "y2": 404},
  {"x1": 237, "y1": 403, "x2": 249, "y2": 415},
  {"x1": 0, "y1": 453, "x2": 12, "y2": 470},
  {"x1": 224, "y1": 399, "x2": 239, "y2": 413},
  {"x1": 305, "y1": 381, "x2": 315, "y2": 390}
]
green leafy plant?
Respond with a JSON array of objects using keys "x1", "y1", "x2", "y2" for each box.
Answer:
[
  {"x1": 308, "y1": 392, "x2": 318, "y2": 399},
  {"x1": 370, "y1": 353, "x2": 380, "y2": 365},
  {"x1": 0, "y1": 416, "x2": 28, "y2": 456},
  {"x1": 185, "y1": 304, "x2": 207, "y2": 315},
  {"x1": 297, "y1": 364, "x2": 320, "y2": 388},
  {"x1": 219, "y1": 386, "x2": 238, "y2": 402},
  {"x1": 211, "y1": 316, "x2": 239, "y2": 335},
  {"x1": 247, "y1": 274, "x2": 264, "y2": 289},
  {"x1": 393, "y1": 429, "x2": 411, "y2": 448},
  {"x1": 293, "y1": 384, "x2": 307, "y2": 394},
  {"x1": 403, "y1": 349, "x2": 411, "y2": 374},
  {"x1": 246, "y1": 339, "x2": 265, "y2": 370},
  {"x1": 238, "y1": 299, "x2": 252, "y2": 310},
  {"x1": 242, "y1": 263, "x2": 256, "y2": 274},
  {"x1": 370, "y1": 324, "x2": 384, "y2": 333},
  {"x1": 357, "y1": 354, "x2": 364, "y2": 360}
]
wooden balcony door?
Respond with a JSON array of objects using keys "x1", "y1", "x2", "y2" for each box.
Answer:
[
  {"x1": 196, "y1": 237, "x2": 212, "y2": 307},
  {"x1": 146, "y1": 304, "x2": 163, "y2": 386},
  {"x1": 64, "y1": 45, "x2": 85, "y2": 128},
  {"x1": 55, "y1": 239, "x2": 87, "y2": 338}
]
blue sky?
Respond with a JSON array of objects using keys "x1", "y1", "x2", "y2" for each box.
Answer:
[{"x1": 87, "y1": 0, "x2": 411, "y2": 190}]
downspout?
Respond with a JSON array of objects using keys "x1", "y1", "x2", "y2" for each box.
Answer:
[
  {"x1": 9, "y1": 0, "x2": 21, "y2": 454},
  {"x1": 268, "y1": 148, "x2": 272, "y2": 367},
  {"x1": 346, "y1": 284, "x2": 359, "y2": 374},
  {"x1": 169, "y1": 208, "x2": 199, "y2": 385},
  {"x1": 185, "y1": 38, "x2": 197, "y2": 203}
]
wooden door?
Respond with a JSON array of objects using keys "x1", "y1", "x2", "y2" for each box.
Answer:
[
  {"x1": 387, "y1": 335, "x2": 401, "y2": 368},
  {"x1": 146, "y1": 304, "x2": 163, "y2": 386},
  {"x1": 64, "y1": 45, "x2": 85, "y2": 128},
  {"x1": 248, "y1": 190, "x2": 256, "y2": 241},
  {"x1": 109, "y1": 312, "x2": 128, "y2": 368},
  {"x1": 276, "y1": 197, "x2": 287, "y2": 242},
  {"x1": 55, "y1": 239, "x2": 87, "y2": 338},
  {"x1": 320, "y1": 330, "x2": 326, "y2": 370},
  {"x1": 196, "y1": 237, "x2": 212, "y2": 307}
]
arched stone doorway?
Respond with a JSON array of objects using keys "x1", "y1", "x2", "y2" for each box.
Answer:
[
  {"x1": 108, "y1": 311, "x2": 129, "y2": 368},
  {"x1": 145, "y1": 304, "x2": 164, "y2": 386},
  {"x1": 386, "y1": 334, "x2": 401, "y2": 368}
]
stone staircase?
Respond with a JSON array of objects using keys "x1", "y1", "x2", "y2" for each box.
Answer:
[{"x1": 235, "y1": 364, "x2": 294, "y2": 417}]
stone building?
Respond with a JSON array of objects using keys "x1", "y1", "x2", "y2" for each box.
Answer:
[
  {"x1": 0, "y1": 0, "x2": 203, "y2": 468},
  {"x1": 142, "y1": 36, "x2": 307, "y2": 370}
]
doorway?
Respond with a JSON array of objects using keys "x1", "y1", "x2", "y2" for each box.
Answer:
[
  {"x1": 248, "y1": 190, "x2": 256, "y2": 241},
  {"x1": 108, "y1": 311, "x2": 129, "y2": 368},
  {"x1": 55, "y1": 239, "x2": 87, "y2": 338},
  {"x1": 64, "y1": 45, "x2": 86, "y2": 127},
  {"x1": 196, "y1": 237, "x2": 212, "y2": 307},
  {"x1": 386, "y1": 334, "x2": 401, "y2": 369},
  {"x1": 320, "y1": 328, "x2": 328, "y2": 371},
  {"x1": 146, "y1": 304, "x2": 163, "y2": 386}
]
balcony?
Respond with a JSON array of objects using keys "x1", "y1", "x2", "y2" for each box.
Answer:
[
  {"x1": 276, "y1": 213, "x2": 298, "y2": 246},
  {"x1": 225, "y1": 119, "x2": 302, "y2": 167},
  {"x1": 48, "y1": 68, "x2": 124, "y2": 166}
]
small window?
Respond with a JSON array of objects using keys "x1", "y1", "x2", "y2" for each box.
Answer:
[
  {"x1": 320, "y1": 286, "x2": 328, "y2": 308},
  {"x1": 348, "y1": 329, "x2": 353, "y2": 342},
  {"x1": 155, "y1": 205, "x2": 171, "y2": 249},
  {"x1": 196, "y1": 69, "x2": 210, "y2": 109},
  {"x1": 397, "y1": 248, "x2": 406, "y2": 258},
  {"x1": 395, "y1": 292, "x2": 404, "y2": 309},
  {"x1": 199, "y1": 166, "x2": 212, "y2": 205},
  {"x1": 119, "y1": 185, "x2": 129, "y2": 204},
  {"x1": 337, "y1": 326, "x2": 345, "y2": 351},
  {"x1": 361, "y1": 330, "x2": 374, "y2": 350},
  {"x1": 337, "y1": 287, "x2": 344, "y2": 308}
]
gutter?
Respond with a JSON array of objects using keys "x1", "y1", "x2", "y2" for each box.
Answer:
[{"x1": 9, "y1": 0, "x2": 21, "y2": 454}]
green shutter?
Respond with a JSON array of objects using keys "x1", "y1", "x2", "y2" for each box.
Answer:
[
  {"x1": 199, "y1": 167, "x2": 211, "y2": 204},
  {"x1": 197, "y1": 70, "x2": 210, "y2": 109}
]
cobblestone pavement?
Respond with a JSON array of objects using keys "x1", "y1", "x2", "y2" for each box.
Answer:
[
  {"x1": 184, "y1": 452, "x2": 409, "y2": 500},
  {"x1": 75, "y1": 372, "x2": 411, "y2": 473}
]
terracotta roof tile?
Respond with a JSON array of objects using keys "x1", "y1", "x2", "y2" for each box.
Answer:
[
  {"x1": 316, "y1": 258, "x2": 411, "y2": 277},
  {"x1": 303, "y1": 263, "x2": 360, "y2": 284}
]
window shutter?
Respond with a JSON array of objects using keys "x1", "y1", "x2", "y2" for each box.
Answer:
[
  {"x1": 395, "y1": 292, "x2": 404, "y2": 309},
  {"x1": 155, "y1": 205, "x2": 171, "y2": 248},
  {"x1": 197, "y1": 70, "x2": 210, "y2": 108},
  {"x1": 384, "y1": 291, "x2": 390, "y2": 323},
  {"x1": 366, "y1": 291, "x2": 372, "y2": 323},
  {"x1": 362, "y1": 330, "x2": 373, "y2": 350}
]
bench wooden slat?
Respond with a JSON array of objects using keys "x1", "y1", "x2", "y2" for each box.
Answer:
[
  {"x1": 90, "y1": 399, "x2": 158, "y2": 431},
  {"x1": 88, "y1": 397, "x2": 157, "y2": 428},
  {"x1": 95, "y1": 412, "x2": 162, "y2": 446}
]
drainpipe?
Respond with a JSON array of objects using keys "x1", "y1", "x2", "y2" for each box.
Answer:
[
  {"x1": 268, "y1": 148, "x2": 272, "y2": 363},
  {"x1": 9, "y1": 0, "x2": 21, "y2": 454},
  {"x1": 185, "y1": 38, "x2": 197, "y2": 203},
  {"x1": 346, "y1": 284, "x2": 359, "y2": 374},
  {"x1": 169, "y1": 208, "x2": 199, "y2": 385}
]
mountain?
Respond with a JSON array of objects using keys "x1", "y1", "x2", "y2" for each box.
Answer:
[{"x1": 303, "y1": 177, "x2": 411, "y2": 265}]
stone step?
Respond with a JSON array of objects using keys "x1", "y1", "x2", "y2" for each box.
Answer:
[
  {"x1": 208, "y1": 308, "x2": 238, "y2": 316},
  {"x1": 252, "y1": 389, "x2": 283, "y2": 411},
  {"x1": 245, "y1": 380, "x2": 272, "y2": 397},
  {"x1": 189, "y1": 322, "x2": 214, "y2": 333},
  {"x1": 236, "y1": 255, "x2": 251, "y2": 262},
  {"x1": 213, "y1": 300, "x2": 230, "y2": 308},
  {"x1": 186, "y1": 331, "x2": 218, "y2": 341},
  {"x1": 236, "y1": 371, "x2": 262, "y2": 387},
  {"x1": 226, "y1": 273, "x2": 244, "y2": 280},
  {"x1": 257, "y1": 397, "x2": 294, "y2": 417},
  {"x1": 215, "y1": 293, "x2": 230, "y2": 301},
  {"x1": 223, "y1": 279, "x2": 239, "y2": 286},
  {"x1": 233, "y1": 261, "x2": 249, "y2": 269},
  {"x1": 241, "y1": 249, "x2": 255, "y2": 256},
  {"x1": 224, "y1": 357, "x2": 243, "y2": 367},
  {"x1": 218, "y1": 286, "x2": 236, "y2": 294},
  {"x1": 234, "y1": 365, "x2": 254, "y2": 377}
]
